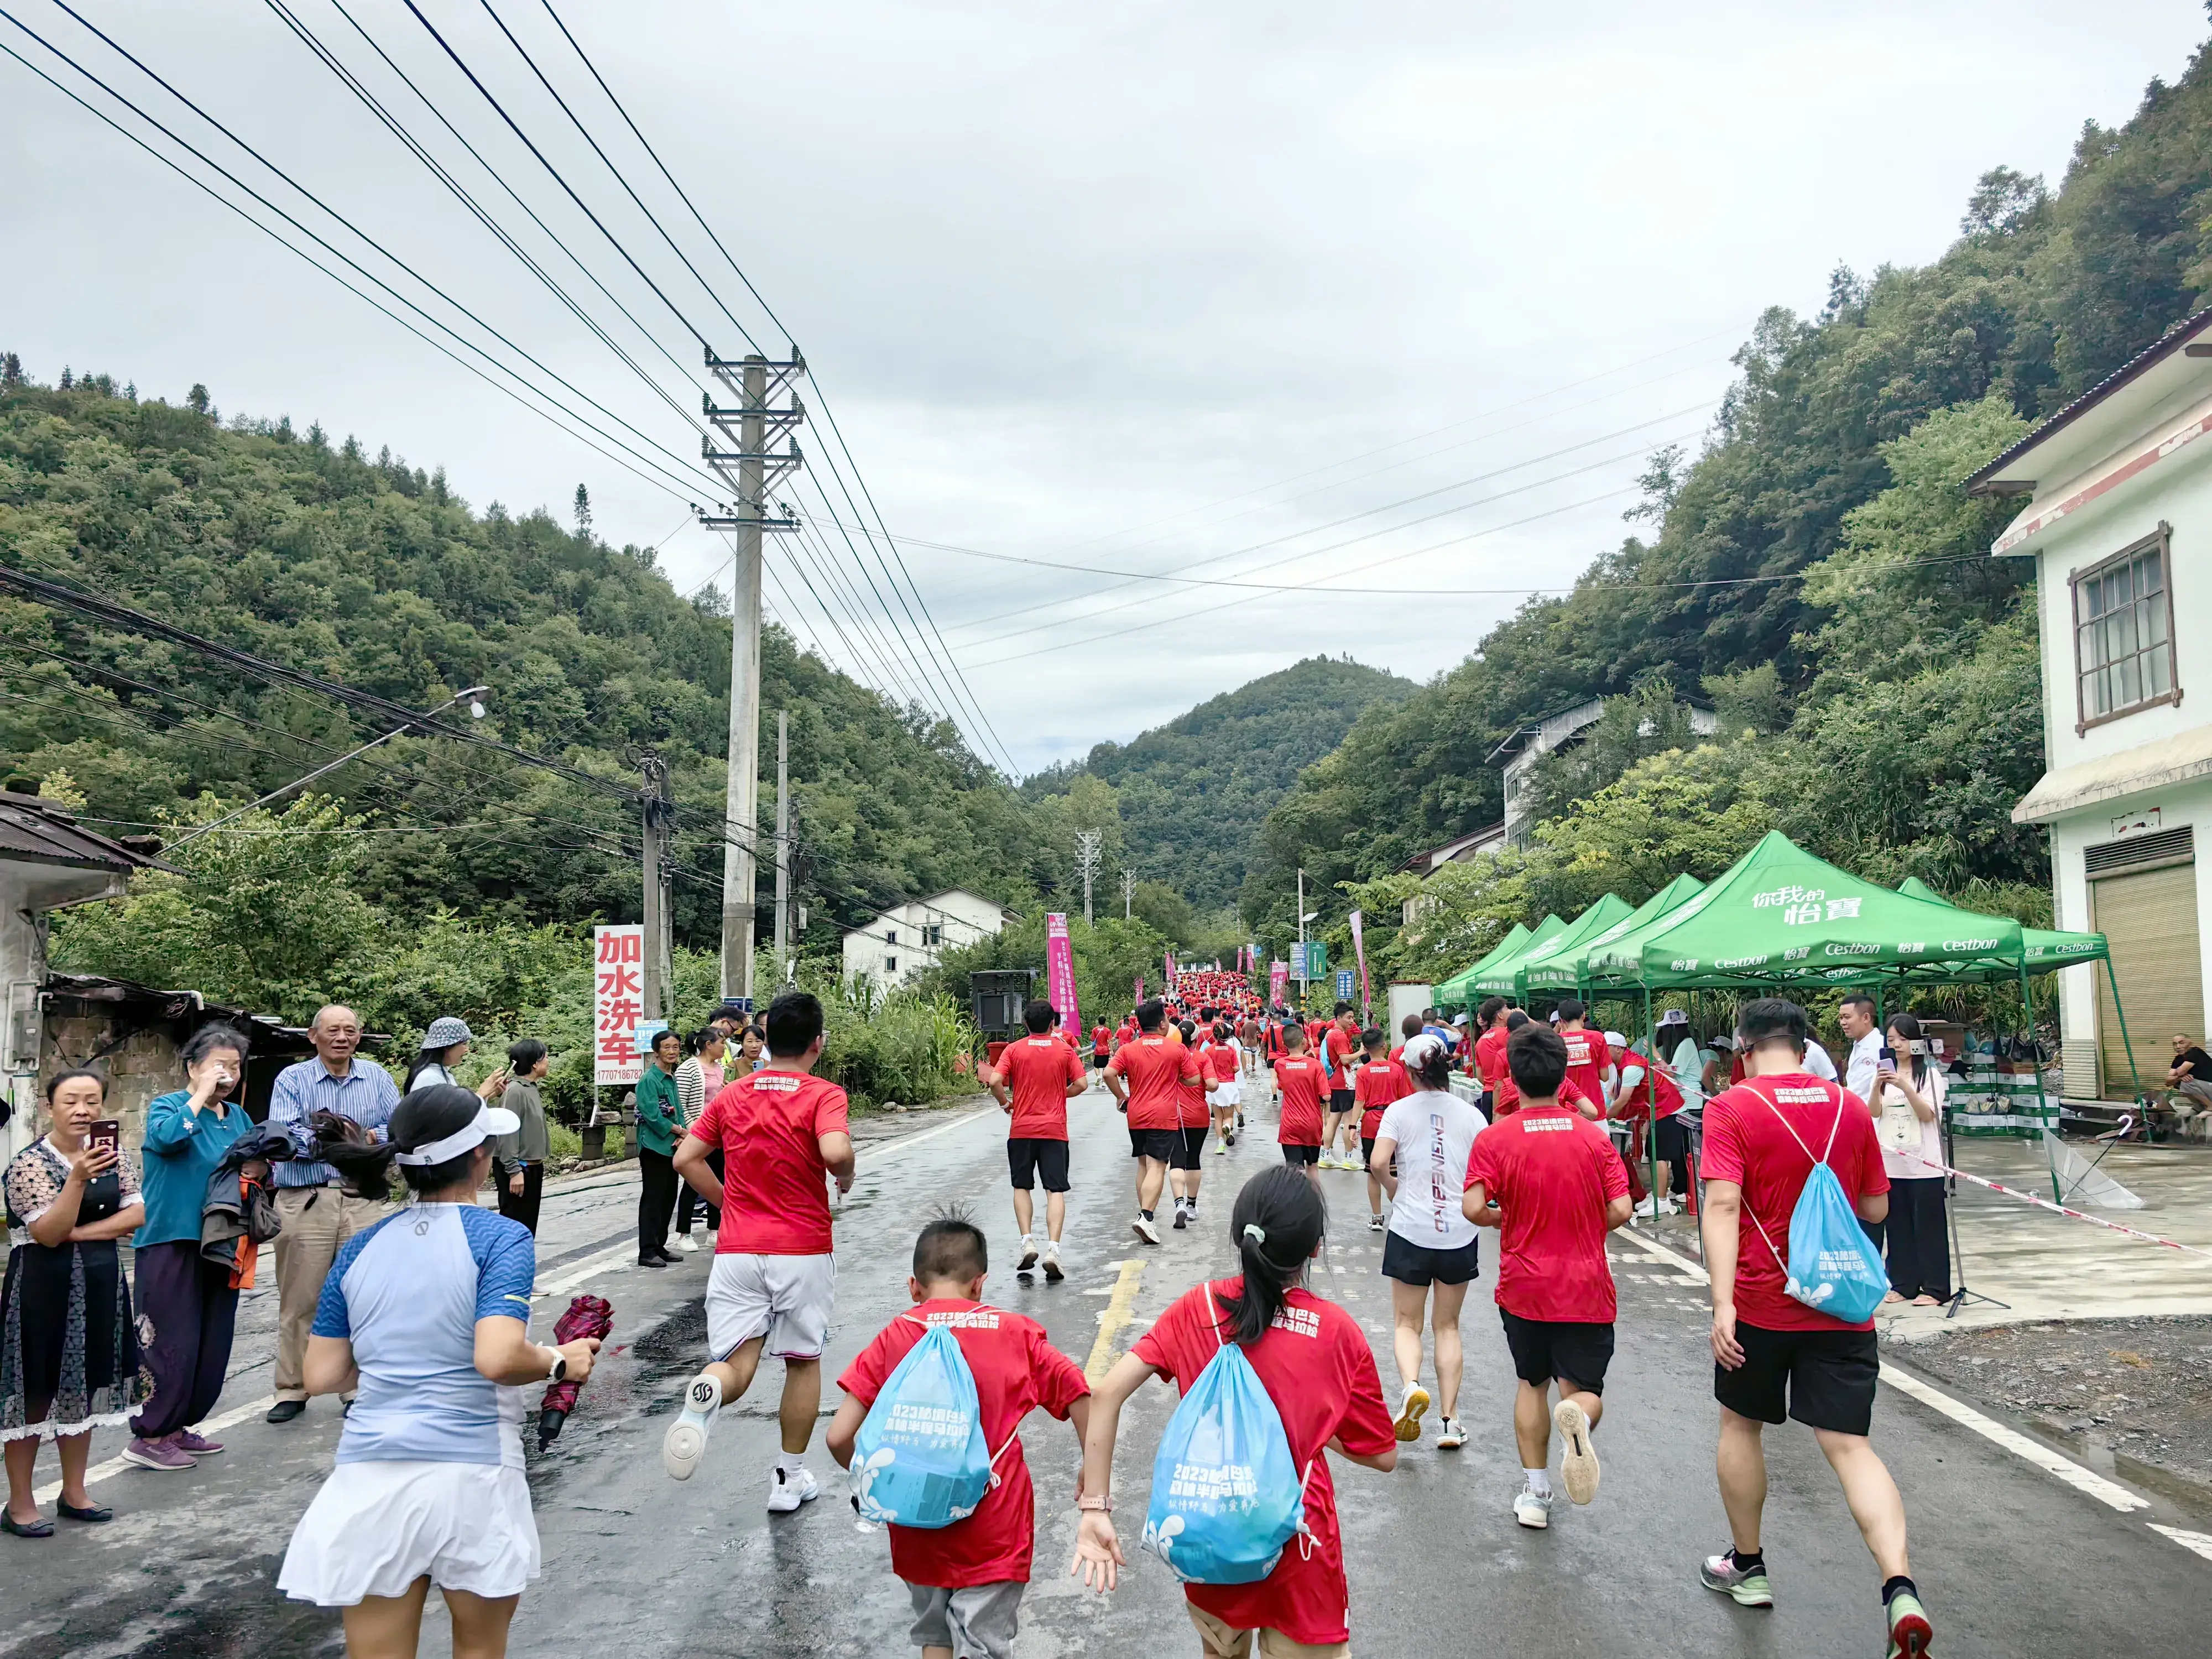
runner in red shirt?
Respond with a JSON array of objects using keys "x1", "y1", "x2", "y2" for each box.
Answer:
[
  {"x1": 828, "y1": 1216, "x2": 1091, "y2": 1652},
  {"x1": 1103, "y1": 999, "x2": 1204, "y2": 1245},
  {"x1": 1072, "y1": 1167, "x2": 1398, "y2": 1653},
  {"x1": 1321, "y1": 1004, "x2": 1361, "y2": 1170},
  {"x1": 666, "y1": 989, "x2": 855, "y2": 1510},
  {"x1": 1695, "y1": 998, "x2": 1926, "y2": 1653},
  {"x1": 1271, "y1": 1027, "x2": 1327, "y2": 1189},
  {"x1": 1352, "y1": 1028, "x2": 1411, "y2": 1232},
  {"x1": 1463, "y1": 1021, "x2": 1633, "y2": 1531},
  {"x1": 981, "y1": 1000, "x2": 1088, "y2": 1281},
  {"x1": 1554, "y1": 999, "x2": 1613, "y2": 1113},
  {"x1": 1615, "y1": 1039, "x2": 1687, "y2": 1218},
  {"x1": 1171, "y1": 1020, "x2": 1212, "y2": 1229},
  {"x1": 1473, "y1": 997, "x2": 1512, "y2": 1112},
  {"x1": 1089, "y1": 1021, "x2": 1112, "y2": 1087},
  {"x1": 1203, "y1": 1020, "x2": 1243, "y2": 1156}
]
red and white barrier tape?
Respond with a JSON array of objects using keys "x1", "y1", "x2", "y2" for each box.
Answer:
[{"x1": 1918, "y1": 1156, "x2": 2212, "y2": 1263}]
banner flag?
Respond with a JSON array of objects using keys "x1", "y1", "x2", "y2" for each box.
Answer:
[
  {"x1": 1045, "y1": 913, "x2": 1082, "y2": 1035},
  {"x1": 1269, "y1": 959, "x2": 1288, "y2": 1009},
  {"x1": 1349, "y1": 909, "x2": 1371, "y2": 1020}
]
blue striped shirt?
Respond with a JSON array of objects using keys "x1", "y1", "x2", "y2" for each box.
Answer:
[{"x1": 266, "y1": 1056, "x2": 400, "y2": 1187}]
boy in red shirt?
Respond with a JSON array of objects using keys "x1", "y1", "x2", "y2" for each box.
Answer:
[
  {"x1": 1463, "y1": 1022, "x2": 1633, "y2": 1531},
  {"x1": 667, "y1": 990, "x2": 856, "y2": 1512},
  {"x1": 1697, "y1": 998, "x2": 1928, "y2": 1657},
  {"x1": 1321, "y1": 1004, "x2": 1361, "y2": 1170},
  {"x1": 1473, "y1": 997, "x2": 1511, "y2": 1112},
  {"x1": 829, "y1": 1215, "x2": 1091, "y2": 1659},
  {"x1": 980, "y1": 1000, "x2": 1087, "y2": 1280},
  {"x1": 1103, "y1": 999, "x2": 1204, "y2": 1245},
  {"x1": 1089, "y1": 1021, "x2": 1111, "y2": 1087},
  {"x1": 1554, "y1": 999, "x2": 1613, "y2": 1112},
  {"x1": 1271, "y1": 1025, "x2": 1327, "y2": 1188},
  {"x1": 1353, "y1": 1027, "x2": 1411, "y2": 1232}
]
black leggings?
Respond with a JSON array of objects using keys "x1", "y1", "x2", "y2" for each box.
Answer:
[
  {"x1": 1884, "y1": 1177, "x2": 1952, "y2": 1300},
  {"x1": 637, "y1": 1148, "x2": 679, "y2": 1260},
  {"x1": 677, "y1": 1149, "x2": 724, "y2": 1234}
]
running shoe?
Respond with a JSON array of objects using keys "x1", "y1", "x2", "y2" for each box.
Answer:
[
  {"x1": 1699, "y1": 1551, "x2": 1774, "y2": 1607},
  {"x1": 675, "y1": 1233, "x2": 699, "y2": 1253},
  {"x1": 1512, "y1": 1486, "x2": 1553, "y2": 1529},
  {"x1": 1132, "y1": 1214, "x2": 1161, "y2": 1244},
  {"x1": 1173, "y1": 1202, "x2": 1188, "y2": 1230},
  {"x1": 1434, "y1": 1418, "x2": 1467, "y2": 1449},
  {"x1": 1214, "y1": 1138, "x2": 1228, "y2": 1156},
  {"x1": 662, "y1": 1371, "x2": 723, "y2": 1481},
  {"x1": 173, "y1": 1429, "x2": 224, "y2": 1455},
  {"x1": 1633, "y1": 1196, "x2": 1661, "y2": 1219},
  {"x1": 1886, "y1": 1591, "x2": 1932, "y2": 1657},
  {"x1": 1042, "y1": 1241, "x2": 1064, "y2": 1281},
  {"x1": 1554, "y1": 1399, "x2": 1600, "y2": 1504},
  {"x1": 1369, "y1": 1214, "x2": 1385, "y2": 1232},
  {"x1": 121, "y1": 1437, "x2": 195, "y2": 1472},
  {"x1": 1017, "y1": 1235, "x2": 1039, "y2": 1272},
  {"x1": 1394, "y1": 1383, "x2": 1431, "y2": 1443},
  {"x1": 767, "y1": 1463, "x2": 820, "y2": 1514}
]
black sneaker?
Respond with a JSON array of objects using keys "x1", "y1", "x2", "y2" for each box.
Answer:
[{"x1": 639, "y1": 1255, "x2": 669, "y2": 1269}]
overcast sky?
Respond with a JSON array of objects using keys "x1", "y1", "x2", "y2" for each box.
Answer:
[{"x1": 4, "y1": 2, "x2": 2205, "y2": 778}]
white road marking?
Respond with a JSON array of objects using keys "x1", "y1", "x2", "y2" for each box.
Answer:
[
  {"x1": 2151, "y1": 1525, "x2": 2212, "y2": 1561},
  {"x1": 37, "y1": 1392, "x2": 276, "y2": 1503}
]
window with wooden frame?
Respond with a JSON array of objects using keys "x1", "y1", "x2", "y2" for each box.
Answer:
[{"x1": 2073, "y1": 524, "x2": 2179, "y2": 733}]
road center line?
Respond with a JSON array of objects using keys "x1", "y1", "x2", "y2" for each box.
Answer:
[{"x1": 1085, "y1": 1258, "x2": 1146, "y2": 1381}]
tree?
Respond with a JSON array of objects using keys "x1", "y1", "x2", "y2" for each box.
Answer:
[{"x1": 573, "y1": 483, "x2": 593, "y2": 538}]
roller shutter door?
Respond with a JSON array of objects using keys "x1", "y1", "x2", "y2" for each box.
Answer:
[{"x1": 2090, "y1": 859, "x2": 2202, "y2": 1094}]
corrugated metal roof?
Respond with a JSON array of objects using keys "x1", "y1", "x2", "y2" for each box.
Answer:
[{"x1": 0, "y1": 791, "x2": 166, "y2": 873}]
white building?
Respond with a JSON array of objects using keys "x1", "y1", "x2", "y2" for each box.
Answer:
[
  {"x1": 1490, "y1": 697, "x2": 1718, "y2": 846},
  {"x1": 1399, "y1": 823, "x2": 1506, "y2": 924},
  {"x1": 840, "y1": 889, "x2": 1018, "y2": 989},
  {"x1": 1971, "y1": 307, "x2": 2212, "y2": 1101}
]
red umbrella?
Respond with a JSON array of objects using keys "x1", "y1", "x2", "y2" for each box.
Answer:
[{"x1": 537, "y1": 1295, "x2": 614, "y2": 1450}]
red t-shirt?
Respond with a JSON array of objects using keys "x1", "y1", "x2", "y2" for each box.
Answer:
[
  {"x1": 836, "y1": 1300, "x2": 1089, "y2": 1587},
  {"x1": 1558, "y1": 1027, "x2": 1612, "y2": 1107},
  {"x1": 1464, "y1": 1104, "x2": 1629, "y2": 1323},
  {"x1": 1616, "y1": 1054, "x2": 1684, "y2": 1123},
  {"x1": 1474, "y1": 1026, "x2": 1510, "y2": 1089},
  {"x1": 1353, "y1": 1058, "x2": 1411, "y2": 1138},
  {"x1": 1108, "y1": 1035, "x2": 1203, "y2": 1131},
  {"x1": 1274, "y1": 1055, "x2": 1326, "y2": 1146},
  {"x1": 1322, "y1": 1027, "x2": 1357, "y2": 1091},
  {"x1": 1491, "y1": 1073, "x2": 1593, "y2": 1118},
  {"x1": 994, "y1": 1034, "x2": 1085, "y2": 1140},
  {"x1": 1700, "y1": 1073, "x2": 1890, "y2": 1333},
  {"x1": 1091, "y1": 1025, "x2": 1110, "y2": 1057},
  {"x1": 1204, "y1": 1042, "x2": 1241, "y2": 1086},
  {"x1": 692, "y1": 1068, "x2": 850, "y2": 1255},
  {"x1": 1130, "y1": 1280, "x2": 1396, "y2": 1647}
]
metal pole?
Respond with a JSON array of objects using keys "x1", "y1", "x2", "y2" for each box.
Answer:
[
  {"x1": 1297, "y1": 868, "x2": 1307, "y2": 1013},
  {"x1": 2021, "y1": 959, "x2": 2062, "y2": 1202},
  {"x1": 773, "y1": 710, "x2": 791, "y2": 976},
  {"x1": 639, "y1": 753, "x2": 669, "y2": 1024},
  {"x1": 2100, "y1": 956, "x2": 2143, "y2": 1095},
  {"x1": 719, "y1": 356, "x2": 767, "y2": 1008},
  {"x1": 1123, "y1": 868, "x2": 1134, "y2": 921}
]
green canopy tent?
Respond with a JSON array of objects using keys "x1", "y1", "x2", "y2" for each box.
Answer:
[
  {"x1": 1467, "y1": 911, "x2": 1573, "y2": 998},
  {"x1": 1436, "y1": 921, "x2": 1532, "y2": 1009},
  {"x1": 1524, "y1": 874, "x2": 1707, "y2": 997},
  {"x1": 1513, "y1": 898, "x2": 1637, "y2": 1000}
]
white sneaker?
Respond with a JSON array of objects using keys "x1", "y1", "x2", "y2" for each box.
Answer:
[
  {"x1": 1042, "y1": 1240, "x2": 1063, "y2": 1281},
  {"x1": 767, "y1": 1462, "x2": 820, "y2": 1514},
  {"x1": 1017, "y1": 1235, "x2": 1039, "y2": 1272},
  {"x1": 1435, "y1": 1417, "x2": 1467, "y2": 1449},
  {"x1": 1514, "y1": 1485, "x2": 1553, "y2": 1529},
  {"x1": 1368, "y1": 1214, "x2": 1385, "y2": 1232},
  {"x1": 1132, "y1": 1214, "x2": 1161, "y2": 1245},
  {"x1": 675, "y1": 1234, "x2": 699, "y2": 1253},
  {"x1": 1555, "y1": 1398, "x2": 1600, "y2": 1505},
  {"x1": 662, "y1": 1372, "x2": 722, "y2": 1480},
  {"x1": 1633, "y1": 1196, "x2": 1660, "y2": 1218},
  {"x1": 1394, "y1": 1382, "x2": 1431, "y2": 1443}
]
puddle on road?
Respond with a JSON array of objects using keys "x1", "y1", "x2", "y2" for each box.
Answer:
[{"x1": 3, "y1": 1557, "x2": 340, "y2": 1659}]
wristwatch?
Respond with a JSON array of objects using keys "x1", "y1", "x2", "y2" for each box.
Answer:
[
  {"x1": 544, "y1": 1347, "x2": 567, "y2": 1383},
  {"x1": 1077, "y1": 1493, "x2": 1114, "y2": 1512}
]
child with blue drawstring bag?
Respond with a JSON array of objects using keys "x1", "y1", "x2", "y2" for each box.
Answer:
[
  {"x1": 830, "y1": 1215, "x2": 1090, "y2": 1659},
  {"x1": 1071, "y1": 1166, "x2": 1399, "y2": 1655}
]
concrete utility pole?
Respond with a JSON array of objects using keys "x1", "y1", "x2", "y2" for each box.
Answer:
[
  {"x1": 1296, "y1": 866, "x2": 1307, "y2": 1008},
  {"x1": 774, "y1": 709, "x2": 791, "y2": 977},
  {"x1": 638, "y1": 752, "x2": 675, "y2": 1023},
  {"x1": 1076, "y1": 829, "x2": 1104, "y2": 927},
  {"x1": 699, "y1": 351, "x2": 805, "y2": 1010}
]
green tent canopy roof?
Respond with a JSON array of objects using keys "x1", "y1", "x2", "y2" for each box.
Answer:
[
  {"x1": 1469, "y1": 912, "x2": 1571, "y2": 996},
  {"x1": 1584, "y1": 831, "x2": 2025, "y2": 990},
  {"x1": 1893, "y1": 877, "x2": 2109, "y2": 978},
  {"x1": 1516, "y1": 893, "x2": 1637, "y2": 992},
  {"x1": 1436, "y1": 921, "x2": 1532, "y2": 1006},
  {"x1": 1524, "y1": 873, "x2": 1707, "y2": 993}
]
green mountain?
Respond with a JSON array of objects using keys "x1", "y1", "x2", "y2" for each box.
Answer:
[
  {"x1": 1250, "y1": 35, "x2": 2212, "y2": 957},
  {"x1": 1029, "y1": 656, "x2": 1415, "y2": 911}
]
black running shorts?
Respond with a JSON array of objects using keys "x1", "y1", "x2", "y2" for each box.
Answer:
[
  {"x1": 1007, "y1": 1137, "x2": 1071, "y2": 1193},
  {"x1": 1328, "y1": 1088, "x2": 1356, "y2": 1115},
  {"x1": 1281, "y1": 1143, "x2": 1320, "y2": 1166},
  {"x1": 1713, "y1": 1321, "x2": 1880, "y2": 1436},
  {"x1": 1499, "y1": 1307, "x2": 1615, "y2": 1394},
  {"x1": 1128, "y1": 1126, "x2": 1181, "y2": 1163},
  {"x1": 1381, "y1": 1231, "x2": 1480, "y2": 1286},
  {"x1": 1172, "y1": 1125, "x2": 1208, "y2": 1170}
]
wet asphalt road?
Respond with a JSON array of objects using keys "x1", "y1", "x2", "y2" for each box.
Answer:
[{"x1": 3, "y1": 1086, "x2": 2209, "y2": 1658}]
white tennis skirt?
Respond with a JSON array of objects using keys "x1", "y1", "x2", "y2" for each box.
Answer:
[
  {"x1": 278, "y1": 1459, "x2": 540, "y2": 1605},
  {"x1": 1212, "y1": 1081, "x2": 1241, "y2": 1110}
]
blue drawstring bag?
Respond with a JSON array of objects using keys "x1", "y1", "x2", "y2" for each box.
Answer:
[
  {"x1": 1141, "y1": 1287, "x2": 1308, "y2": 1584},
  {"x1": 1750, "y1": 1097, "x2": 1891, "y2": 1326},
  {"x1": 851, "y1": 1318, "x2": 998, "y2": 1529}
]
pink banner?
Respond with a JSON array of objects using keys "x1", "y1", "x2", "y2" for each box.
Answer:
[
  {"x1": 1349, "y1": 909, "x2": 1371, "y2": 1021},
  {"x1": 1046, "y1": 912, "x2": 1081, "y2": 1035},
  {"x1": 1135, "y1": 975, "x2": 1145, "y2": 1005},
  {"x1": 1165, "y1": 950, "x2": 1177, "y2": 992},
  {"x1": 1269, "y1": 959, "x2": 1288, "y2": 1009}
]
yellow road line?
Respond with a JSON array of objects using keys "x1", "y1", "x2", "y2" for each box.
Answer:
[{"x1": 1084, "y1": 1257, "x2": 1146, "y2": 1381}]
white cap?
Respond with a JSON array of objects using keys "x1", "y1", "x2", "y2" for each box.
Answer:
[
  {"x1": 392, "y1": 1101, "x2": 520, "y2": 1166},
  {"x1": 1402, "y1": 1033, "x2": 1448, "y2": 1073},
  {"x1": 1604, "y1": 1031, "x2": 1628, "y2": 1047}
]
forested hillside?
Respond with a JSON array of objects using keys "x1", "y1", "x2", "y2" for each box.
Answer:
[
  {"x1": 1025, "y1": 656, "x2": 1412, "y2": 909},
  {"x1": 1251, "y1": 36, "x2": 2212, "y2": 975}
]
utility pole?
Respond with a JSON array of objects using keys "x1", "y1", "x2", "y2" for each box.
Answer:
[
  {"x1": 1075, "y1": 829, "x2": 1103, "y2": 927},
  {"x1": 699, "y1": 351, "x2": 804, "y2": 1010},
  {"x1": 1296, "y1": 866, "x2": 1307, "y2": 1013},
  {"x1": 773, "y1": 710, "x2": 791, "y2": 977},
  {"x1": 1123, "y1": 868, "x2": 1134, "y2": 921},
  {"x1": 638, "y1": 752, "x2": 675, "y2": 1023}
]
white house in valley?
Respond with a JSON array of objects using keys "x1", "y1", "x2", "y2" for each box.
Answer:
[
  {"x1": 1970, "y1": 307, "x2": 2212, "y2": 1102},
  {"x1": 840, "y1": 889, "x2": 1018, "y2": 989}
]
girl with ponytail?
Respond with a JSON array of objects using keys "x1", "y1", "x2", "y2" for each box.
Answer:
[{"x1": 1072, "y1": 1166, "x2": 1398, "y2": 1651}]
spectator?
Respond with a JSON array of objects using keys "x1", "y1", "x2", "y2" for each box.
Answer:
[
  {"x1": 2163, "y1": 1034, "x2": 2212, "y2": 1123},
  {"x1": 634, "y1": 1029, "x2": 685, "y2": 1268},
  {"x1": 264, "y1": 1005, "x2": 400, "y2": 1426},
  {"x1": 1872, "y1": 1014, "x2": 1950, "y2": 1307},
  {"x1": 402, "y1": 1018, "x2": 508, "y2": 1100},
  {"x1": 490, "y1": 1040, "x2": 551, "y2": 1235},
  {"x1": 126, "y1": 1024, "x2": 255, "y2": 1472},
  {"x1": 738, "y1": 1021, "x2": 768, "y2": 1076},
  {"x1": 1839, "y1": 994, "x2": 1881, "y2": 1102},
  {"x1": 673, "y1": 1027, "x2": 729, "y2": 1253},
  {"x1": 2, "y1": 1070, "x2": 145, "y2": 1535}
]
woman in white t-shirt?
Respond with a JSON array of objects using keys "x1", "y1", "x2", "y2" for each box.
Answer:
[
  {"x1": 1871, "y1": 1013, "x2": 1950, "y2": 1307},
  {"x1": 1369, "y1": 1035, "x2": 1486, "y2": 1451}
]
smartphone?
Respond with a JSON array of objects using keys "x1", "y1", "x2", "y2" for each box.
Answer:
[
  {"x1": 1877, "y1": 1044, "x2": 1896, "y2": 1068},
  {"x1": 88, "y1": 1119, "x2": 121, "y2": 1158}
]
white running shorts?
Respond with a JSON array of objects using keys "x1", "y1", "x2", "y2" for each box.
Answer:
[
  {"x1": 706, "y1": 1251, "x2": 837, "y2": 1361},
  {"x1": 279, "y1": 1459, "x2": 539, "y2": 1605},
  {"x1": 1212, "y1": 1081, "x2": 1242, "y2": 1111}
]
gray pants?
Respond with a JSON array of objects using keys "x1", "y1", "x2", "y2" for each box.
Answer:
[
  {"x1": 907, "y1": 1581, "x2": 1024, "y2": 1658},
  {"x1": 2172, "y1": 1078, "x2": 2212, "y2": 1116}
]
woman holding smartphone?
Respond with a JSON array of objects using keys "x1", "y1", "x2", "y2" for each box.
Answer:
[
  {"x1": 2, "y1": 1068, "x2": 146, "y2": 1535},
  {"x1": 1871, "y1": 1013, "x2": 1951, "y2": 1307},
  {"x1": 127, "y1": 1025, "x2": 256, "y2": 1471}
]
